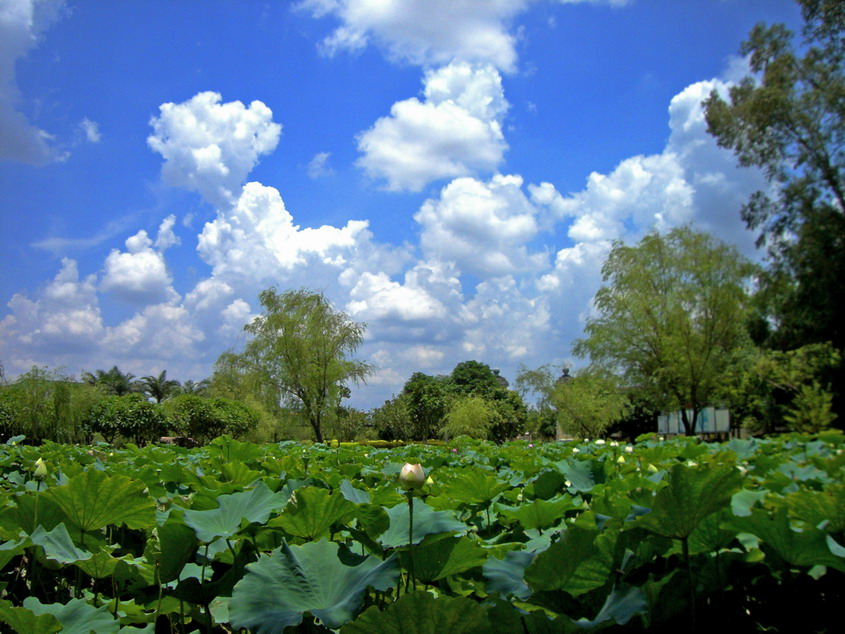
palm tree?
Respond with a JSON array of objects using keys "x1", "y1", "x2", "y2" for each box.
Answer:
[
  {"x1": 177, "y1": 378, "x2": 211, "y2": 396},
  {"x1": 139, "y1": 370, "x2": 180, "y2": 404},
  {"x1": 82, "y1": 366, "x2": 139, "y2": 396}
]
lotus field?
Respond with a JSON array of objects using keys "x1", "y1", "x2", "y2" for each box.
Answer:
[{"x1": 0, "y1": 433, "x2": 843, "y2": 632}]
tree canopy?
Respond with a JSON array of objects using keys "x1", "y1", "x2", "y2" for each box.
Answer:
[
  {"x1": 703, "y1": 0, "x2": 844, "y2": 358},
  {"x1": 239, "y1": 288, "x2": 372, "y2": 443},
  {"x1": 573, "y1": 227, "x2": 755, "y2": 435}
]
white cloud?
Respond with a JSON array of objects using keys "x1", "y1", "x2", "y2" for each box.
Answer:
[
  {"x1": 147, "y1": 91, "x2": 282, "y2": 207},
  {"x1": 307, "y1": 151, "x2": 334, "y2": 179},
  {"x1": 154, "y1": 214, "x2": 181, "y2": 251},
  {"x1": 415, "y1": 174, "x2": 547, "y2": 276},
  {"x1": 80, "y1": 117, "x2": 101, "y2": 143},
  {"x1": 0, "y1": 0, "x2": 63, "y2": 163},
  {"x1": 0, "y1": 258, "x2": 104, "y2": 361},
  {"x1": 299, "y1": 0, "x2": 527, "y2": 71},
  {"x1": 197, "y1": 181, "x2": 378, "y2": 283},
  {"x1": 100, "y1": 230, "x2": 178, "y2": 305},
  {"x1": 357, "y1": 62, "x2": 508, "y2": 191},
  {"x1": 102, "y1": 304, "x2": 204, "y2": 361},
  {"x1": 530, "y1": 76, "x2": 765, "y2": 254}
]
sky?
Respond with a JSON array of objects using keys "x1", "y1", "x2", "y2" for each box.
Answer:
[{"x1": 0, "y1": 0, "x2": 803, "y2": 408}]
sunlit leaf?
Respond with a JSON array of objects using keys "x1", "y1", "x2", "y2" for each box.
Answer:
[
  {"x1": 342, "y1": 591, "x2": 490, "y2": 634},
  {"x1": 229, "y1": 539, "x2": 398, "y2": 631}
]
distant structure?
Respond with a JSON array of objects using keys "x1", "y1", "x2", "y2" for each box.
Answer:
[{"x1": 657, "y1": 406, "x2": 731, "y2": 437}]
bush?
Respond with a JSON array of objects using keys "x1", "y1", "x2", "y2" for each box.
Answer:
[
  {"x1": 82, "y1": 394, "x2": 166, "y2": 445},
  {"x1": 164, "y1": 394, "x2": 259, "y2": 443}
]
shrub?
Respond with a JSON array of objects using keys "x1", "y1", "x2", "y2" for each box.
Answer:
[{"x1": 82, "y1": 394, "x2": 166, "y2": 445}]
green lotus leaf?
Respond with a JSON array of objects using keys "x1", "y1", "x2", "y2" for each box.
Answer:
[
  {"x1": 524, "y1": 469, "x2": 567, "y2": 500},
  {"x1": 570, "y1": 584, "x2": 647, "y2": 629},
  {"x1": 482, "y1": 550, "x2": 534, "y2": 601},
  {"x1": 524, "y1": 526, "x2": 597, "y2": 592},
  {"x1": 23, "y1": 597, "x2": 120, "y2": 634},
  {"x1": 379, "y1": 500, "x2": 466, "y2": 548},
  {"x1": 342, "y1": 591, "x2": 491, "y2": 634},
  {"x1": 786, "y1": 484, "x2": 845, "y2": 533},
  {"x1": 1, "y1": 492, "x2": 66, "y2": 538},
  {"x1": 499, "y1": 495, "x2": 575, "y2": 532},
  {"x1": 354, "y1": 502, "x2": 390, "y2": 538},
  {"x1": 556, "y1": 458, "x2": 606, "y2": 493},
  {"x1": 0, "y1": 599, "x2": 62, "y2": 633},
  {"x1": 731, "y1": 488, "x2": 768, "y2": 517},
  {"x1": 30, "y1": 523, "x2": 92, "y2": 564},
  {"x1": 733, "y1": 506, "x2": 845, "y2": 572},
  {"x1": 219, "y1": 461, "x2": 264, "y2": 487},
  {"x1": 340, "y1": 479, "x2": 371, "y2": 504},
  {"x1": 46, "y1": 469, "x2": 155, "y2": 533},
  {"x1": 442, "y1": 470, "x2": 510, "y2": 506},
  {"x1": 270, "y1": 486, "x2": 357, "y2": 540},
  {"x1": 636, "y1": 462, "x2": 741, "y2": 540},
  {"x1": 399, "y1": 535, "x2": 488, "y2": 583},
  {"x1": 149, "y1": 520, "x2": 199, "y2": 583},
  {"x1": 183, "y1": 480, "x2": 288, "y2": 542},
  {"x1": 229, "y1": 539, "x2": 398, "y2": 632},
  {"x1": 0, "y1": 536, "x2": 27, "y2": 572}
]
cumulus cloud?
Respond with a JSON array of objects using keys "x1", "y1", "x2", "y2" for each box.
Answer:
[
  {"x1": 299, "y1": 0, "x2": 527, "y2": 71},
  {"x1": 0, "y1": 0, "x2": 63, "y2": 163},
  {"x1": 147, "y1": 91, "x2": 282, "y2": 207},
  {"x1": 530, "y1": 76, "x2": 765, "y2": 254},
  {"x1": 357, "y1": 62, "x2": 508, "y2": 191},
  {"x1": 100, "y1": 229, "x2": 178, "y2": 305},
  {"x1": 0, "y1": 258, "x2": 104, "y2": 361},
  {"x1": 197, "y1": 181, "x2": 377, "y2": 283},
  {"x1": 102, "y1": 303, "x2": 204, "y2": 361},
  {"x1": 415, "y1": 174, "x2": 547, "y2": 276}
]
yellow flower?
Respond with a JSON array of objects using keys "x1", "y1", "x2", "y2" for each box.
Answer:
[{"x1": 399, "y1": 463, "x2": 426, "y2": 490}]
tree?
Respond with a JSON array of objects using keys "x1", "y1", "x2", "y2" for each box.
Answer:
[
  {"x1": 703, "y1": 1, "x2": 844, "y2": 382},
  {"x1": 574, "y1": 227, "x2": 755, "y2": 436},
  {"x1": 551, "y1": 369, "x2": 629, "y2": 440},
  {"x1": 440, "y1": 396, "x2": 497, "y2": 440},
  {"x1": 240, "y1": 288, "x2": 372, "y2": 443},
  {"x1": 82, "y1": 366, "x2": 139, "y2": 396},
  {"x1": 402, "y1": 372, "x2": 450, "y2": 440},
  {"x1": 139, "y1": 370, "x2": 180, "y2": 404}
]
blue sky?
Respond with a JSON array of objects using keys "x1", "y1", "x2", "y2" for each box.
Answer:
[{"x1": 1, "y1": 0, "x2": 802, "y2": 407}]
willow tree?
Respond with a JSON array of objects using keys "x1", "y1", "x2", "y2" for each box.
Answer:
[
  {"x1": 240, "y1": 288, "x2": 372, "y2": 443},
  {"x1": 574, "y1": 228, "x2": 755, "y2": 435}
]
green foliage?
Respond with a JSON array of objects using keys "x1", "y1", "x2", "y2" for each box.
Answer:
[
  {"x1": 574, "y1": 227, "x2": 755, "y2": 435},
  {"x1": 0, "y1": 366, "x2": 101, "y2": 443},
  {"x1": 81, "y1": 393, "x2": 166, "y2": 445},
  {"x1": 163, "y1": 394, "x2": 259, "y2": 443},
  {"x1": 239, "y1": 288, "x2": 373, "y2": 443},
  {"x1": 139, "y1": 369, "x2": 180, "y2": 403},
  {"x1": 403, "y1": 373, "x2": 451, "y2": 440},
  {"x1": 370, "y1": 395, "x2": 414, "y2": 441},
  {"x1": 81, "y1": 366, "x2": 139, "y2": 396},
  {"x1": 783, "y1": 381, "x2": 837, "y2": 432},
  {"x1": 726, "y1": 342, "x2": 840, "y2": 434},
  {"x1": 441, "y1": 397, "x2": 497, "y2": 440},
  {"x1": 703, "y1": 1, "x2": 845, "y2": 414},
  {"x1": 552, "y1": 370, "x2": 629, "y2": 439},
  {"x1": 0, "y1": 434, "x2": 843, "y2": 631}
]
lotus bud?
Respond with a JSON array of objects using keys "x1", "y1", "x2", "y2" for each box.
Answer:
[
  {"x1": 34, "y1": 458, "x2": 48, "y2": 479},
  {"x1": 616, "y1": 455, "x2": 626, "y2": 465},
  {"x1": 528, "y1": 443, "x2": 534, "y2": 449},
  {"x1": 399, "y1": 463, "x2": 426, "y2": 491},
  {"x1": 625, "y1": 445, "x2": 633, "y2": 454},
  {"x1": 425, "y1": 475, "x2": 434, "y2": 486},
  {"x1": 646, "y1": 463, "x2": 658, "y2": 474}
]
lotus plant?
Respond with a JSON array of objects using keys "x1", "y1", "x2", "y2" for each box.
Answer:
[{"x1": 399, "y1": 462, "x2": 425, "y2": 591}]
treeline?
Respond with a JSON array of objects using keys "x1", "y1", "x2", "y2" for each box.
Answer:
[{"x1": 0, "y1": 366, "x2": 268, "y2": 446}]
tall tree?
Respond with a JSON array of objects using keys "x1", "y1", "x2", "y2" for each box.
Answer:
[
  {"x1": 82, "y1": 366, "x2": 139, "y2": 396},
  {"x1": 573, "y1": 227, "x2": 755, "y2": 436},
  {"x1": 239, "y1": 288, "x2": 372, "y2": 443},
  {"x1": 139, "y1": 370, "x2": 180, "y2": 404},
  {"x1": 703, "y1": 0, "x2": 844, "y2": 359}
]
